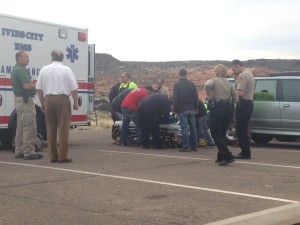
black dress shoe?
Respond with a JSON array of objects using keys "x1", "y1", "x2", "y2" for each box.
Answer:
[
  {"x1": 234, "y1": 154, "x2": 251, "y2": 159},
  {"x1": 215, "y1": 159, "x2": 220, "y2": 163},
  {"x1": 179, "y1": 147, "x2": 191, "y2": 152},
  {"x1": 191, "y1": 146, "x2": 198, "y2": 151},
  {"x1": 218, "y1": 158, "x2": 235, "y2": 166},
  {"x1": 58, "y1": 158, "x2": 72, "y2": 163},
  {"x1": 24, "y1": 154, "x2": 43, "y2": 160},
  {"x1": 15, "y1": 154, "x2": 24, "y2": 159}
]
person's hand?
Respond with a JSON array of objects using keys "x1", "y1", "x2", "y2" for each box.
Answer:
[
  {"x1": 73, "y1": 103, "x2": 79, "y2": 110},
  {"x1": 41, "y1": 104, "x2": 45, "y2": 113}
]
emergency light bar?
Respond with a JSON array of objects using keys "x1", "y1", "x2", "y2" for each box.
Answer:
[{"x1": 78, "y1": 32, "x2": 86, "y2": 41}]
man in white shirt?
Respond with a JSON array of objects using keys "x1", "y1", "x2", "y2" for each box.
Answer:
[{"x1": 36, "y1": 50, "x2": 79, "y2": 163}]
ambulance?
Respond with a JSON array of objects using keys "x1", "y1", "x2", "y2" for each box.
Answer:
[{"x1": 0, "y1": 13, "x2": 95, "y2": 148}]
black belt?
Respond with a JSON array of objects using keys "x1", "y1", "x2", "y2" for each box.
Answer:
[
  {"x1": 216, "y1": 99, "x2": 230, "y2": 103},
  {"x1": 240, "y1": 99, "x2": 253, "y2": 102},
  {"x1": 15, "y1": 94, "x2": 34, "y2": 97}
]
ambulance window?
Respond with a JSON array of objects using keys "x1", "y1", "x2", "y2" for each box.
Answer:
[{"x1": 59, "y1": 29, "x2": 67, "y2": 39}]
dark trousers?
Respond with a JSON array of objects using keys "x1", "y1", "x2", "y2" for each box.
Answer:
[
  {"x1": 121, "y1": 108, "x2": 141, "y2": 145},
  {"x1": 235, "y1": 99, "x2": 253, "y2": 157},
  {"x1": 210, "y1": 102, "x2": 233, "y2": 161},
  {"x1": 138, "y1": 111, "x2": 162, "y2": 147}
]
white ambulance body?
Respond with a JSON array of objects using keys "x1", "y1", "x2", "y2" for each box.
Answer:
[{"x1": 0, "y1": 13, "x2": 95, "y2": 147}]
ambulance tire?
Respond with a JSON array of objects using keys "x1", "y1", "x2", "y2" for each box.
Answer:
[
  {"x1": 0, "y1": 129, "x2": 13, "y2": 149},
  {"x1": 0, "y1": 118, "x2": 17, "y2": 151}
]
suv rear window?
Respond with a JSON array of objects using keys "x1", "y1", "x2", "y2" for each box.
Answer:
[{"x1": 254, "y1": 80, "x2": 277, "y2": 101}]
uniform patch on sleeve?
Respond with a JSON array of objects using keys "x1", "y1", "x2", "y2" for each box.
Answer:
[{"x1": 237, "y1": 76, "x2": 242, "y2": 82}]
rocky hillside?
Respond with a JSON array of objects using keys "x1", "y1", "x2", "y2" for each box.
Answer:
[{"x1": 94, "y1": 54, "x2": 300, "y2": 100}]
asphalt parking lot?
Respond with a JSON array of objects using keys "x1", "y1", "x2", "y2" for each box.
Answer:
[{"x1": 0, "y1": 128, "x2": 299, "y2": 225}]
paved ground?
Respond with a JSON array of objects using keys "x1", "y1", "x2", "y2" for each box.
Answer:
[{"x1": 0, "y1": 128, "x2": 299, "y2": 225}]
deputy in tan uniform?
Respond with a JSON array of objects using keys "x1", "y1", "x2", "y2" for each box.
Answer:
[
  {"x1": 156, "y1": 78, "x2": 169, "y2": 98},
  {"x1": 231, "y1": 59, "x2": 255, "y2": 159},
  {"x1": 205, "y1": 64, "x2": 238, "y2": 166}
]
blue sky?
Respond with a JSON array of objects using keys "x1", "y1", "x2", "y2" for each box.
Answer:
[{"x1": 1, "y1": 0, "x2": 300, "y2": 61}]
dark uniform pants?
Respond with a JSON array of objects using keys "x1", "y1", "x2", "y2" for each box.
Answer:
[
  {"x1": 209, "y1": 101, "x2": 233, "y2": 161},
  {"x1": 138, "y1": 111, "x2": 162, "y2": 147},
  {"x1": 45, "y1": 95, "x2": 71, "y2": 161},
  {"x1": 235, "y1": 99, "x2": 253, "y2": 157}
]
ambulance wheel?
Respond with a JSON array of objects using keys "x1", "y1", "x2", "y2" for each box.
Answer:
[{"x1": 0, "y1": 130, "x2": 13, "y2": 149}]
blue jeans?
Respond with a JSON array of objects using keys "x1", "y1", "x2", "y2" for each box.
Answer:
[
  {"x1": 178, "y1": 110, "x2": 197, "y2": 149},
  {"x1": 121, "y1": 108, "x2": 141, "y2": 145},
  {"x1": 196, "y1": 115, "x2": 215, "y2": 146}
]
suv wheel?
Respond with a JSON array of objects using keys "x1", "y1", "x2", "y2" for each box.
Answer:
[{"x1": 225, "y1": 122, "x2": 237, "y2": 145}]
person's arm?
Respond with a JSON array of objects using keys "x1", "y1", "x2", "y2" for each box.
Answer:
[
  {"x1": 129, "y1": 82, "x2": 138, "y2": 89},
  {"x1": 37, "y1": 89, "x2": 45, "y2": 113},
  {"x1": 231, "y1": 85, "x2": 239, "y2": 105},
  {"x1": 67, "y1": 68, "x2": 79, "y2": 110},
  {"x1": 71, "y1": 90, "x2": 79, "y2": 110},
  {"x1": 237, "y1": 89, "x2": 245, "y2": 97},
  {"x1": 236, "y1": 74, "x2": 246, "y2": 97},
  {"x1": 172, "y1": 85, "x2": 178, "y2": 112},
  {"x1": 23, "y1": 82, "x2": 36, "y2": 90},
  {"x1": 204, "y1": 79, "x2": 215, "y2": 100},
  {"x1": 193, "y1": 84, "x2": 198, "y2": 112}
]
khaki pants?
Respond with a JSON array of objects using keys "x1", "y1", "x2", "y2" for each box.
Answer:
[
  {"x1": 14, "y1": 97, "x2": 37, "y2": 156},
  {"x1": 45, "y1": 95, "x2": 71, "y2": 161}
]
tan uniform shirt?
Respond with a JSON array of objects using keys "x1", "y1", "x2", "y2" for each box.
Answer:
[
  {"x1": 237, "y1": 69, "x2": 255, "y2": 100},
  {"x1": 204, "y1": 77, "x2": 238, "y2": 105},
  {"x1": 158, "y1": 86, "x2": 169, "y2": 97}
]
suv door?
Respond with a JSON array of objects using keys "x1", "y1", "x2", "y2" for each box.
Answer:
[
  {"x1": 279, "y1": 79, "x2": 300, "y2": 132},
  {"x1": 251, "y1": 79, "x2": 280, "y2": 131}
]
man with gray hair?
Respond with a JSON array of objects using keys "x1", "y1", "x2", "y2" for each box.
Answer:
[{"x1": 36, "y1": 50, "x2": 79, "y2": 163}]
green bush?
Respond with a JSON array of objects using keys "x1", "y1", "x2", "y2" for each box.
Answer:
[{"x1": 254, "y1": 92, "x2": 275, "y2": 101}]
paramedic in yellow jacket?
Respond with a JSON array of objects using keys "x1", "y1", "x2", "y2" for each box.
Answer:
[{"x1": 119, "y1": 72, "x2": 137, "y2": 93}]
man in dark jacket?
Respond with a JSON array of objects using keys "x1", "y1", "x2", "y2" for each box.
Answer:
[
  {"x1": 108, "y1": 79, "x2": 121, "y2": 103},
  {"x1": 173, "y1": 69, "x2": 198, "y2": 152},
  {"x1": 137, "y1": 93, "x2": 171, "y2": 149},
  {"x1": 111, "y1": 89, "x2": 133, "y2": 122}
]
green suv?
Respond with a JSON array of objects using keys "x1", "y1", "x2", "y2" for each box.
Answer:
[{"x1": 226, "y1": 72, "x2": 300, "y2": 144}]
